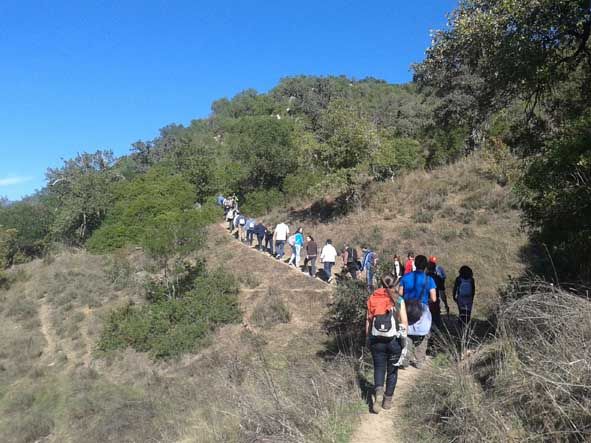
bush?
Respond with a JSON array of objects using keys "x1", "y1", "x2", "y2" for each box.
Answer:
[
  {"x1": 250, "y1": 288, "x2": 291, "y2": 327},
  {"x1": 413, "y1": 209, "x2": 434, "y2": 224},
  {"x1": 240, "y1": 189, "x2": 284, "y2": 217},
  {"x1": 323, "y1": 280, "x2": 367, "y2": 354},
  {"x1": 99, "y1": 268, "x2": 241, "y2": 359},
  {"x1": 403, "y1": 281, "x2": 591, "y2": 442}
]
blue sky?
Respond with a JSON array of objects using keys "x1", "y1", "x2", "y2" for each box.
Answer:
[{"x1": 0, "y1": 0, "x2": 456, "y2": 200}]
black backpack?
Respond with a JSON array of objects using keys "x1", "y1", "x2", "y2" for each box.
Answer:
[
  {"x1": 371, "y1": 309, "x2": 398, "y2": 338},
  {"x1": 347, "y1": 247, "x2": 358, "y2": 264}
]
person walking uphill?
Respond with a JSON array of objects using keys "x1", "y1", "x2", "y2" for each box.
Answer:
[
  {"x1": 366, "y1": 274, "x2": 409, "y2": 413},
  {"x1": 304, "y1": 235, "x2": 318, "y2": 277},
  {"x1": 320, "y1": 239, "x2": 338, "y2": 282},
  {"x1": 362, "y1": 247, "x2": 378, "y2": 292},
  {"x1": 274, "y1": 221, "x2": 289, "y2": 259},
  {"x1": 453, "y1": 265, "x2": 476, "y2": 327},
  {"x1": 288, "y1": 228, "x2": 304, "y2": 268},
  {"x1": 398, "y1": 255, "x2": 437, "y2": 369},
  {"x1": 253, "y1": 221, "x2": 267, "y2": 251}
]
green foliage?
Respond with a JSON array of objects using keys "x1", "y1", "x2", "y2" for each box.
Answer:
[
  {"x1": 46, "y1": 150, "x2": 120, "y2": 244},
  {"x1": 0, "y1": 227, "x2": 18, "y2": 269},
  {"x1": 370, "y1": 137, "x2": 423, "y2": 180},
  {"x1": 99, "y1": 268, "x2": 241, "y2": 359},
  {"x1": 240, "y1": 189, "x2": 284, "y2": 216},
  {"x1": 323, "y1": 280, "x2": 368, "y2": 353},
  {"x1": 517, "y1": 110, "x2": 591, "y2": 281},
  {"x1": 87, "y1": 166, "x2": 214, "y2": 253},
  {"x1": 0, "y1": 199, "x2": 53, "y2": 261},
  {"x1": 225, "y1": 116, "x2": 298, "y2": 192}
]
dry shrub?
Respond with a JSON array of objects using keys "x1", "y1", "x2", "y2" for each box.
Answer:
[
  {"x1": 403, "y1": 281, "x2": 591, "y2": 442},
  {"x1": 250, "y1": 288, "x2": 291, "y2": 328}
]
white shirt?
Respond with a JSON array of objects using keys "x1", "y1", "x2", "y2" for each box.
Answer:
[
  {"x1": 320, "y1": 244, "x2": 338, "y2": 263},
  {"x1": 274, "y1": 223, "x2": 290, "y2": 241}
]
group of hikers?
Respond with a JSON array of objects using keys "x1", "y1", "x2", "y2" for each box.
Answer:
[{"x1": 218, "y1": 195, "x2": 477, "y2": 414}]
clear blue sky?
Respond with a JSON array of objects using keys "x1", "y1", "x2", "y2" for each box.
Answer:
[{"x1": 0, "y1": 0, "x2": 456, "y2": 200}]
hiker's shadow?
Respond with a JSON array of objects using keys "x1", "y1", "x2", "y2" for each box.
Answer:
[{"x1": 356, "y1": 364, "x2": 377, "y2": 413}]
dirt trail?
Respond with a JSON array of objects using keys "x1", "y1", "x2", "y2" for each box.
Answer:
[
  {"x1": 215, "y1": 223, "x2": 422, "y2": 442},
  {"x1": 39, "y1": 302, "x2": 57, "y2": 363},
  {"x1": 351, "y1": 366, "x2": 420, "y2": 443}
]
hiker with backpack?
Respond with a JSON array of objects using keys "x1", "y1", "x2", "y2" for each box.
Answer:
[
  {"x1": 453, "y1": 265, "x2": 476, "y2": 326},
  {"x1": 246, "y1": 217, "x2": 256, "y2": 246},
  {"x1": 226, "y1": 207, "x2": 236, "y2": 231},
  {"x1": 398, "y1": 255, "x2": 437, "y2": 369},
  {"x1": 366, "y1": 274, "x2": 411, "y2": 413},
  {"x1": 430, "y1": 256, "x2": 450, "y2": 315},
  {"x1": 274, "y1": 221, "x2": 290, "y2": 259},
  {"x1": 342, "y1": 244, "x2": 359, "y2": 280},
  {"x1": 426, "y1": 261, "x2": 444, "y2": 330},
  {"x1": 264, "y1": 224, "x2": 275, "y2": 256},
  {"x1": 236, "y1": 213, "x2": 247, "y2": 242},
  {"x1": 254, "y1": 220, "x2": 267, "y2": 251},
  {"x1": 292, "y1": 228, "x2": 305, "y2": 268},
  {"x1": 362, "y1": 247, "x2": 378, "y2": 292},
  {"x1": 320, "y1": 239, "x2": 338, "y2": 282},
  {"x1": 304, "y1": 235, "x2": 318, "y2": 277}
]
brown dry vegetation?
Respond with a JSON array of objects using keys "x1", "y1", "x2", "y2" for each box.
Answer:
[{"x1": 0, "y1": 154, "x2": 530, "y2": 442}]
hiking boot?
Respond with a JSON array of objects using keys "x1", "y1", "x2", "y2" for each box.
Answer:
[
  {"x1": 382, "y1": 395, "x2": 393, "y2": 410},
  {"x1": 373, "y1": 387, "x2": 384, "y2": 413}
]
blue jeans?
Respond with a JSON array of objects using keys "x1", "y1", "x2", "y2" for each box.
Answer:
[
  {"x1": 366, "y1": 266, "x2": 374, "y2": 290},
  {"x1": 369, "y1": 336, "x2": 402, "y2": 396},
  {"x1": 324, "y1": 261, "x2": 334, "y2": 279},
  {"x1": 246, "y1": 229, "x2": 254, "y2": 245},
  {"x1": 275, "y1": 240, "x2": 285, "y2": 258}
]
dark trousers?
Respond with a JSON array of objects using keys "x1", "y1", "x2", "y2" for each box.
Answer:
[
  {"x1": 265, "y1": 236, "x2": 274, "y2": 255},
  {"x1": 457, "y1": 301, "x2": 473, "y2": 325},
  {"x1": 370, "y1": 336, "x2": 402, "y2": 396},
  {"x1": 256, "y1": 234, "x2": 265, "y2": 250},
  {"x1": 324, "y1": 261, "x2": 334, "y2": 279},
  {"x1": 227, "y1": 219, "x2": 233, "y2": 230},
  {"x1": 429, "y1": 300, "x2": 443, "y2": 330},
  {"x1": 246, "y1": 229, "x2": 254, "y2": 245},
  {"x1": 346, "y1": 263, "x2": 358, "y2": 279},
  {"x1": 305, "y1": 256, "x2": 317, "y2": 276}
]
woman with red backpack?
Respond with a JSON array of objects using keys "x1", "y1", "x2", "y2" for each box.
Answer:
[{"x1": 365, "y1": 274, "x2": 421, "y2": 413}]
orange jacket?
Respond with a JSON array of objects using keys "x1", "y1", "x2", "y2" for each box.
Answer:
[{"x1": 367, "y1": 288, "x2": 394, "y2": 319}]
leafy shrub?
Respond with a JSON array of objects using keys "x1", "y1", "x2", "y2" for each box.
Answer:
[
  {"x1": 283, "y1": 170, "x2": 325, "y2": 198},
  {"x1": 240, "y1": 189, "x2": 284, "y2": 216},
  {"x1": 413, "y1": 209, "x2": 434, "y2": 224},
  {"x1": 370, "y1": 137, "x2": 424, "y2": 180},
  {"x1": 250, "y1": 288, "x2": 291, "y2": 327},
  {"x1": 323, "y1": 280, "x2": 367, "y2": 354},
  {"x1": 99, "y1": 269, "x2": 241, "y2": 359}
]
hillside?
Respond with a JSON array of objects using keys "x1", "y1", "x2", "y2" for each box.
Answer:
[{"x1": 0, "y1": 154, "x2": 527, "y2": 442}]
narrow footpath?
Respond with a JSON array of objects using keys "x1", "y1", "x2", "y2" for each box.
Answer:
[{"x1": 217, "y1": 222, "x2": 422, "y2": 443}]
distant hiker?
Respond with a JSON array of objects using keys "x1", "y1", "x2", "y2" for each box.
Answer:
[
  {"x1": 254, "y1": 221, "x2": 267, "y2": 251},
  {"x1": 366, "y1": 274, "x2": 409, "y2": 413},
  {"x1": 392, "y1": 254, "x2": 404, "y2": 280},
  {"x1": 217, "y1": 195, "x2": 225, "y2": 207},
  {"x1": 404, "y1": 252, "x2": 415, "y2": 275},
  {"x1": 246, "y1": 217, "x2": 256, "y2": 246},
  {"x1": 429, "y1": 256, "x2": 449, "y2": 315},
  {"x1": 304, "y1": 235, "x2": 318, "y2": 277},
  {"x1": 426, "y1": 261, "x2": 444, "y2": 330},
  {"x1": 224, "y1": 196, "x2": 235, "y2": 216},
  {"x1": 453, "y1": 265, "x2": 475, "y2": 326},
  {"x1": 226, "y1": 207, "x2": 235, "y2": 231},
  {"x1": 362, "y1": 247, "x2": 378, "y2": 292},
  {"x1": 320, "y1": 239, "x2": 338, "y2": 282},
  {"x1": 237, "y1": 213, "x2": 247, "y2": 242},
  {"x1": 265, "y1": 224, "x2": 275, "y2": 255},
  {"x1": 398, "y1": 255, "x2": 436, "y2": 369},
  {"x1": 290, "y1": 227, "x2": 304, "y2": 268},
  {"x1": 274, "y1": 221, "x2": 290, "y2": 259},
  {"x1": 342, "y1": 244, "x2": 359, "y2": 280}
]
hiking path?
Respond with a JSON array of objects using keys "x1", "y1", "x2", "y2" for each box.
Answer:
[{"x1": 212, "y1": 223, "x2": 421, "y2": 443}]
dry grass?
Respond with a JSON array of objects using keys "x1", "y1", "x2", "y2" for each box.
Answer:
[{"x1": 402, "y1": 281, "x2": 591, "y2": 442}]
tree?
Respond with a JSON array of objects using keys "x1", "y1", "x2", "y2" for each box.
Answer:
[{"x1": 46, "y1": 150, "x2": 121, "y2": 244}]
